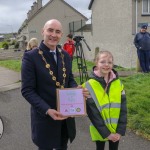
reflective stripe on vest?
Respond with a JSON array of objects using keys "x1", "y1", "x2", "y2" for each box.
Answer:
[{"x1": 84, "y1": 79, "x2": 123, "y2": 141}]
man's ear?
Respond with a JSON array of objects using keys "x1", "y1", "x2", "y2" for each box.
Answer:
[
  {"x1": 41, "y1": 28, "x2": 44, "y2": 36},
  {"x1": 61, "y1": 32, "x2": 63, "y2": 38}
]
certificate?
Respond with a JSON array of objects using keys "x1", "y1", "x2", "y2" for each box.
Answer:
[{"x1": 57, "y1": 88, "x2": 86, "y2": 117}]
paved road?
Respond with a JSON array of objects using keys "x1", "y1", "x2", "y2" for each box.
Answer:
[
  {"x1": 0, "y1": 89, "x2": 150, "y2": 150},
  {"x1": 0, "y1": 67, "x2": 20, "y2": 87}
]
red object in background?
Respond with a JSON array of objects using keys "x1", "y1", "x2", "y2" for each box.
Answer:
[{"x1": 63, "y1": 40, "x2": 75, "y2": 59}]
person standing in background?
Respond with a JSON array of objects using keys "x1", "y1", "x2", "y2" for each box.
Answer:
[
  {"x1": 134, "y1": 25, "x2": 150, "y2": 73},
  {"x1": 26, "y1": 38, "x2": 38, "y2": 52},
  {"x1": 63, "y1": 33, "x2": 75, "y2": 61}
]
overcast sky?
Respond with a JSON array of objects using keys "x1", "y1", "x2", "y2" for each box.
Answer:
[{"x1": 0, "y1": 0, "x2": 91, "y2": 34}]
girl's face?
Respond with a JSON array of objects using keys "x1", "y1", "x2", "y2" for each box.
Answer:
[{"x1": 96, "y1": 53, "x2": 113, "y2": 76}]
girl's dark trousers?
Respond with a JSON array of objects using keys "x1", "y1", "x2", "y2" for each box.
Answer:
[{"x1": 96, "y1": 140, "x2": 119, "y2": 150}]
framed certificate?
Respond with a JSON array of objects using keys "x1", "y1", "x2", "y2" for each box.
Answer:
[{"x1": 57, "y1": 88, "x2": 86, "y2": 117}]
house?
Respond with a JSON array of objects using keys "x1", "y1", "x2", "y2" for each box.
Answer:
[
  {"x1": 17, "y1": 0, "x2": 88, "y2": 50},
  {"x1": 0, "y1": 35, "x2": 4, "y2": 42},
  {"x1": 87, "y1": 0, "x2": 150, "y2": 68}
]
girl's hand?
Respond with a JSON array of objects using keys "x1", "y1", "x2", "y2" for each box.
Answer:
[
  {"x1": 115, "y1": 133, "x2": 121, "y2": 141},
  {"x1": 77, "y1": 85, "x2": 91, "y2": 99},
  {"x1": 107, "y1": 134, "x2": 118, "y2": 142}
]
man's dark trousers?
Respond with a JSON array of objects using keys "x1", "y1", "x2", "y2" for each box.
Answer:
[{"x1": 137, "y1": 49, "x2": 150, "y2": 72}]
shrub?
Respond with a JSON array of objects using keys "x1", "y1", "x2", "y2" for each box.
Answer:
[
  {"x1": 14, "y1": 42, "x2": 19, "y2": 49},
  {"x1": 2, "y1": 42, "x2": 9, "y2": 49}
]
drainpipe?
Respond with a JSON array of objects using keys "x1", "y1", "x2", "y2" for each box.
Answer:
[{"x1": 136, "y1": 0, "x2": 138, "y2": 33}]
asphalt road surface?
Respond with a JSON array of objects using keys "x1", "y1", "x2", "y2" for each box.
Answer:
[{"x1": 0, "y1": 89, "x2": 150, "y2": 150}]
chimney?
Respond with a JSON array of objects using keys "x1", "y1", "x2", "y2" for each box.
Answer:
[
  {"x1": 27, "y1": 10, "x2": 32, "y2": 19},
  {"x1": 32, "y1": 2, "x2": 38, "y2": 14},
  {"x1": 27, "y1": 0, "x2": 42, "y2": 19},
  {"x1": 30, "y1": 5, "x2": 34, "y2": 16},
  {"x1": 37, "y1": 0, "x2": 42, "y2": 10}
]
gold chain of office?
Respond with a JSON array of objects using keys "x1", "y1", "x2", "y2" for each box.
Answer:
[{"x1": 38, "y1": 49, "x2": 66, "y2": 88}]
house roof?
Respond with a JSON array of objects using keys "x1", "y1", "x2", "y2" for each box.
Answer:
[
  {"x1": 62, "y1": 0, "x2": 88, "y2": 20},
  {"x1": 76, "y1": 24, "x2": 92, "y2": 32},
  {"x1": 88, "y1": 0, "x2": 94, "y2": 9},
  {"x1": 18, "y1": 0, "x2": 88, "y2": 33},
  {"x1": 34, "y1": 0, "x2": 88, "y2": 21},
  {"x1": 0, "y1": 35, "x2": 4, "y2": 38}
]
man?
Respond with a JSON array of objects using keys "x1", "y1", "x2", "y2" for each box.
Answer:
[
  {"x1": 21, "y1": 19, "x2": 89, "y2": 150},
  {"x1": 134, "y1": 24, "x2": 150, "y2": 73},
  {"x1": 63, "y1": 33, "x2": 75, "y2": 60}
]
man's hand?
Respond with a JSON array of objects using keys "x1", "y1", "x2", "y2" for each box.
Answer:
[
  {"x1": 77, "y1": 85, "x2": 91, "y2": 99},
  {"x1": 47, "y1": 109, "x2": 68, "y2": 120}
]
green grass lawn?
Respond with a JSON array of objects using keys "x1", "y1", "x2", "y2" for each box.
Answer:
[
  {"x1": 120, "y1": 74, "x2": 150, "y2": 139},
  {"x1": 0, "y1": 42, "x2": 3, "y2": 48},
  {"x1": 72, "y1": 57, "x2": 94, "y2": 72},
  {"x1": 0, "y1": 59, "x2": 21, "y2": 72},
  {"x1": 0, "y1": 58, "x2": 149, "y2": 140}
]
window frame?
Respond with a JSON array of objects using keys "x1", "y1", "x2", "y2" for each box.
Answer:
[{"x1": 142, "y1": 0, "x2": 150, "y2": 15}]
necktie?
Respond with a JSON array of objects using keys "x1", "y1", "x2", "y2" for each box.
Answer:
[{"x1": 51, "y1": 52, "x2": 57, "y2": 63}]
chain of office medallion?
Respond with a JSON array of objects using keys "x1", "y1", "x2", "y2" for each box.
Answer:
[{"x1": 38, "y1": 49, "x2": 66, "y2": 88}]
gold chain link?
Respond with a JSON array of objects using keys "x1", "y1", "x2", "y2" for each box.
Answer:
[{"x1": 38, "y1": 49, "x2": 66, "y2": 88}]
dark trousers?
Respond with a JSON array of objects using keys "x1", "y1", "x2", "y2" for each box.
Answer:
[
  {"x1": 137, "y1": 49, "x2": 150, "y2": 72},
  {"x1": 38, "y1": 121, "x2": 68, "y2": 150},
  {"x1": 96, "y1": 140, "x2": 119, "y2": 150}
]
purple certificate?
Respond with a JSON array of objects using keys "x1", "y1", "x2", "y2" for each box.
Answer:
[{"x1": 57, "y1": 88, "x2": 86, "y2": 117}]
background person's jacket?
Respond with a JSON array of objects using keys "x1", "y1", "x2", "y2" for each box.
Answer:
[
  {"x1": 134, "y1": 32, "x2": 150, "y2": 50},
  {"x1": 63, "y1": 40, "x2": 75, "y2": 59}
]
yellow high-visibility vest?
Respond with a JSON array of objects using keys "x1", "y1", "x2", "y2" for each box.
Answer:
[{"x1": 83, "y1": 79, "x2": 123, "y2": 141}]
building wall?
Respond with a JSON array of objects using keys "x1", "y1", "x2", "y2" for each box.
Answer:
[
  {"x1": 137, "y1": 0, "x2": 150, "y2": 26},
  {"x1": 88, "y1": 0, "x2": 137, "y2": 68},
  {"x1": 27, "y1": 0, "x2": 87, "y2": 45},
  {"x1": 132, "y1": 0, "x2": 136, "y2": 34},
  {"x1": 18, "y1": 26, "x2": 29, "y2": 50},
  {"x1": 132, "y1": 0, "x2": 150, "y2": 34}
]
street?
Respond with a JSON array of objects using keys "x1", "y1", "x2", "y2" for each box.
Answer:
[{"x1": 0, "y1": 88, "x2": 150, "y2": 150}]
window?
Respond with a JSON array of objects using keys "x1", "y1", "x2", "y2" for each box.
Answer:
[{"x1": 142, "y1": 0, "x2": 150, "y2": 14}]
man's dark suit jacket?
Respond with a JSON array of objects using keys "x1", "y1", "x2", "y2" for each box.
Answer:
[{"x1": 21, "y1": 41, "x2": 77, "y2": 149}]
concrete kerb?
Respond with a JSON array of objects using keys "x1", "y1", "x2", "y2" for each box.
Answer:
[
  {"x1": 0, "y1": 66, "x2": 21, "y2": 92},
  {"x1": 0, "y1": 82, "x2": 21, "y2": 92}
]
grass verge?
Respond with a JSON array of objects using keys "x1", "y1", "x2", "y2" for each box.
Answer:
[{"x1": 0, "y1": 59, "x2": 21, "y2": 72}]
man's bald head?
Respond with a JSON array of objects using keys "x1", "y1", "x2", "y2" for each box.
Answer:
[
  {"x1": 43, "y1": 19, "x2": 63, "y2": 31},
  {"x1": 42, "y1": 19, "x2": 63, "y2": 50}
]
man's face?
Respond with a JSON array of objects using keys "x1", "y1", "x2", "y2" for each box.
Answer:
[
  {"x1": 42, "y1": 20, "x2": 63, "y2": 50},
  {"x1": 141, "y1": 28, "x2": 147, "y2": 33}
]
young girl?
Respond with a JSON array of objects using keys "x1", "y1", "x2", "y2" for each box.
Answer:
[{"x1": 83, "y1": 51, "x2": 127, "y2": 150}]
